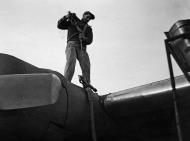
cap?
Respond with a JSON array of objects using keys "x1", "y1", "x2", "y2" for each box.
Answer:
[{"x1": 83, "y1": 11, "x2": 95, "y2": 20}]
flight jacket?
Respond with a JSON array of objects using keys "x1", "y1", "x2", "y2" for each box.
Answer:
[{"x1": 57, "y1": 16, "x2": 93, "y2": 46}]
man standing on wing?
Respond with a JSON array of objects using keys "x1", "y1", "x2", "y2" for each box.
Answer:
[{"x1": 57, "y1": 11, "x2": 95, "y2": 84}]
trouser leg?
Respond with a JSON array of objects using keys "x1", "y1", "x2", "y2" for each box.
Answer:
[
  {"x1": 78, "y1": 50, "x2": 91, "y2": 84},
  {"x1": 64, "y1": 45, "x2": 76, "y2": 82}
]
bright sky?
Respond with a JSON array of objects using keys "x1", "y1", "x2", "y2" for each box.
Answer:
[{"x1": 0, "y1": 0, "x2": 190, "y2": 95}]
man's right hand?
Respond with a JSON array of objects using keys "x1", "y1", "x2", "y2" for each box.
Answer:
[
  {"x1": 63, "y1": 14, "x2": 69, "y2": 20},
  {"x1": 65, "y1": 13, "x2": 70, "y2": 19}
]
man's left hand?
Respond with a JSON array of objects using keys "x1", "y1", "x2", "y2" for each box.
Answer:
[{"x1": 79, "y1": 33, "x2": 86, "y2": 41}]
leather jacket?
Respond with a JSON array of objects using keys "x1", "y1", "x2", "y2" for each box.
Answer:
[{"x1": 57, "y1": 16, "x2": 93, "y2": 46}]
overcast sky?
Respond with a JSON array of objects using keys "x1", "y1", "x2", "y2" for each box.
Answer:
[{"x1": 0, "y1": 0, "x2": 190, "y2": 95}]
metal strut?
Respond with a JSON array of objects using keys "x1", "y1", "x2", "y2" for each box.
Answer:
[
  {"x1": 78, "y1": 75, "x2": 97, "y2": 141},
  {"x1": 165, "y1": 40, "x2": 183, "y2": 141}
]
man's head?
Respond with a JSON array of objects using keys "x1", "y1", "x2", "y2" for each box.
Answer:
[{"x1": 82, "y1": 11, "x2": 95, "y2": 23}]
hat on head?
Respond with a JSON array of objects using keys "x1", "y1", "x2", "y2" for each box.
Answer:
[{"x1": 83, "y1": 11, "x2": 95, "y2": 20}]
